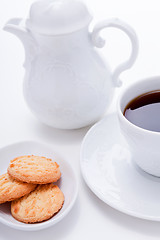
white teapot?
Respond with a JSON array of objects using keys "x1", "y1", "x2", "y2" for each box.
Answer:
[{"x1": 4, "y1": 0, "x2": 138, "y2": 129}]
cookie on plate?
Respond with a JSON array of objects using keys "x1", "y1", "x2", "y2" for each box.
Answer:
[
  {"x1": 8, "y1": 155, "x2": 61, "y2": 184},
  {"x1": 11, "y1": 184, "x2": 64, "y2": 223},
  {"x1": 0, "y1": 173, "x2": 36, "y2": 204}
]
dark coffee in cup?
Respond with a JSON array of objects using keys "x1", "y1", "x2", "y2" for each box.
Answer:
[{"x1": 123, "y1": 90, "x2": 160, "y2": 132}]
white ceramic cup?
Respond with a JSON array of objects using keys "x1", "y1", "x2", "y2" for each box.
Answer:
[{"x1": 118, "y1": 76, "x2": 160, "y2": 177}]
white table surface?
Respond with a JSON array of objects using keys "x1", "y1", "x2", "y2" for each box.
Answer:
[{"x1": 1, "y1": 0, "x2": 160, "y2": 239}]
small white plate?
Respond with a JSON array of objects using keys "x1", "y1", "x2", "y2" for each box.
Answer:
[
  {"x1": 80, "y1": 113, "x2": 160, "y2": 221},
  {"x1": 0, "y1": 141, "x2": 78, "y2": 231}
]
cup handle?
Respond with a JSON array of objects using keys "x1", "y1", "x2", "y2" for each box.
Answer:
[{"x1": 91, "y1": 18, "x2": 139, "y2": 87}]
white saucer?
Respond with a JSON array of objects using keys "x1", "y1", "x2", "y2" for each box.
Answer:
[
  {"x1": 80, "y1": 113, "x2": 160, "y2": 221},
  {"x1": 0, "y1": 141, "x2": 78, "y2": 231}
]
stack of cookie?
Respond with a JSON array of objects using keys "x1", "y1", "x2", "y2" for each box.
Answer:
[{"x1": 0, "y1": 155, "x2": 64, "y2": 223}]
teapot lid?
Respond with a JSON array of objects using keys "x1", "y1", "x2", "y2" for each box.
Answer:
[{"x1": 26, "y1": 0, "x2": 92, "y2": 35}]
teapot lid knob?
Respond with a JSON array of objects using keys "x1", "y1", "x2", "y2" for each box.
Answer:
[{"x1": 27, "y1": 0, "x2": 92, "y2": 35}]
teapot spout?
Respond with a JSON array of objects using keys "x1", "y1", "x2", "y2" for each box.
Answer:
[
  {"x1": 4, "y1": 18, "x2": 29, "y2": 46},
  {"x1": 3, "y1": 18, "x2": 36, "y2": 68}
]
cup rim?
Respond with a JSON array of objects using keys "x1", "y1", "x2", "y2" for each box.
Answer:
[{"x1": 117, "y1": 75, "x2": 160, "y2": 136}]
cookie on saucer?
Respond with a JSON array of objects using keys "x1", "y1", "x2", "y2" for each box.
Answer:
[
  {"x1": 0, "y1": 173, "x2": 36, "y2": 204},
  {"x1": 11, "y1": 184, "x2": 64, "y2": 223},
  {"x1": 8, "y1": 155, "x2": 61, "y2": 184}
]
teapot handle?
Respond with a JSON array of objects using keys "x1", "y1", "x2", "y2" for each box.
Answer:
[{"x1": 91, "y1": 18, "x2": 139, "y2": 87}]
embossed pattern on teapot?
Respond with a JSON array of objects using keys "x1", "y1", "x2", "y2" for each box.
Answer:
[{"x1": 4, "y1": 0, "x2": 139, "y2": 129}]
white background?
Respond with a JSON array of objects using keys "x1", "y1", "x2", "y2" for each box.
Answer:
[{"x1": 0, "y1": 0, "x2": 160, "y2": 239}]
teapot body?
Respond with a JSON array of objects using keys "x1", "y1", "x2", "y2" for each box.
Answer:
[
  {"x1": 4, "y1": 0, "x2": 138, "y2": 129},
  {"x1": 23, "y1": 28, "x2": 114, "y2": 129}
]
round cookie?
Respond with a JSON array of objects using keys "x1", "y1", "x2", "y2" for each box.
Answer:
[
  {"x1": 0, "y1": 173, "x2": 36, "y2": 204},
  {"x1": 7, "y1": 155, "x2": 61, "y2": 184},
  {"x1": 11, "y1": 184, "x2": 64, "y2": 223}
]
